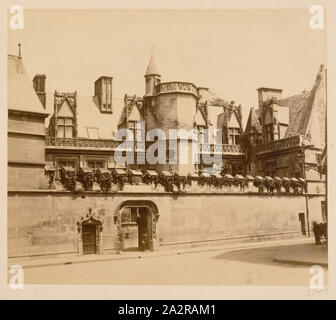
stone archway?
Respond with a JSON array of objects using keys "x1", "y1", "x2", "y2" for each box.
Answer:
[
  {"x1": 114, "y1": 200, "x2": 159, "y2": 252},
  {"x1": 77, "y1": 208, "x2": 104, "y2": 255}
]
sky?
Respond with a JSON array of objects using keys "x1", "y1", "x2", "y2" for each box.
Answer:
[{"x1": 8, "y1": 9, "x2": 326, "y2": 126}]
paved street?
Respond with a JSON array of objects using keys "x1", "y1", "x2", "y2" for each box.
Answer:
[{"x1": 20, "y1": 244, "x2": 328, "y2": 286}]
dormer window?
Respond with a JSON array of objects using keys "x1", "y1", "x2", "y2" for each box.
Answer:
[
  {"x1": 228, "y1": 127, "x2": 240, "y2": 145},
  {"x1": 227, "y1": 112, "x2": 241, "y2": 145},
  {"x1": 57, "y1": 117, "x2": 74, "y2": 138}
]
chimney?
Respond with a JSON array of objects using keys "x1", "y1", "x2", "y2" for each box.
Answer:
[
  {"x1": 33, "y1": 74, "x2": 46, "y2": 109},
  {"x1": 257, "y1": 87, "x2": 283, "y2": 108},
  {"x1": 94, "y1": 76, "x2": 113, "y2": 113}
]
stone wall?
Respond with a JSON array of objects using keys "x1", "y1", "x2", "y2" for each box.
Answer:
[
  {"x1": 8, "y1": 190, "x2": 325, "y2": 258},
  {"x1": 8, "y1": 111, "x2": 48, "y2": 190}
]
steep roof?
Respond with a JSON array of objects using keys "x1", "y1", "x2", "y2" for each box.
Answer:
[
  {"x1": 145, "y1": 53, "x2": 160, "y2": 76},
  {"x1": 275, "y1": 91, "x2": 311, "y2": 137},
  {"x1": 118, "y1": 95, "x2": 143, "y2": 127},
  {"x1": 8, "y1": 55, "x2": 48, "y2": 115},
  {"x1": 44, "y1": 92, "x2": 123, "y2": 139},
  {"x1": 275, "y1": 64, "x2": 326, "y2": 138},
  {"x1": 244, "y1": 107, "x2": 262, "y2": 134}
]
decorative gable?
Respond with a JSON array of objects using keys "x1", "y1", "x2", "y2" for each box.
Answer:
[
  {"x1": 58, "y1": 100, "x2": 74, "y2": 117},
  {"x1": 51, "y1": 91, "x2": 78, "y2": 138},
  {"x1": 195, "y1": 109, "x2": 207, "y2": 126},
  {"x1": 228, "y1": 111, "x2": 240, "y2": 128},
  {"x1": 128, "y1": 103, "x2": 142, "y2": 121},
  {"x1": 118, "y1": 94, "x2": 144, "y2": 128}
]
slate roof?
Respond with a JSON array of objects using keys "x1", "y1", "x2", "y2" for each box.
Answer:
[
  {"x1": 275, "y1": 64, "x2": 325, "y2": 138},
  {"x1": 145, "y1": 53, "x2": 160, "y2": 76},
  {"x1": 275, "y1": 90, "x2": 311, "y2": 137},
  {"x1": 8, "y1": 55, "x2": 48, "y2": 115},
  {"x1": 44, "y1": 92, "x2": 123, "y2": 139},
  {"x1": 244, "y1": 107, "x2": 262, "y2": 134}
]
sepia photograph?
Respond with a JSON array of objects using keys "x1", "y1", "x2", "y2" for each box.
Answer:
[{"x1": 1, "y1": 1, "x2": 334, "y2": 301}]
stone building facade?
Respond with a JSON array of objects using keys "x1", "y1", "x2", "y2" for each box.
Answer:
[
  {"x1": 243, "y1": 65, "x2": 326, "y2": 182},
  {"x1": 7, "y1": 51, "x2": 327, "y2": 259}
]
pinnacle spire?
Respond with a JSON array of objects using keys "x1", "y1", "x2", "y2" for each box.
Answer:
[{"x1": 145, "y1": 46, "x2": 160, "y2": 77}]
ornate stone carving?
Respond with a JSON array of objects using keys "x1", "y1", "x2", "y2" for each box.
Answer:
[
  {"x1": 255, "y1": 135, "x2": 302, "y2": 154},
  {"x1": 77, "y1": 208, "x2": 104, "y2": 255}
]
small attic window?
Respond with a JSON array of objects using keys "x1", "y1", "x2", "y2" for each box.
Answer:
[{"x1": 86, "y1": 127, "x2": 99, "y2": 139}]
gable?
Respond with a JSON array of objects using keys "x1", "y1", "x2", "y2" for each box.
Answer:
[
  {"x1": 228, "y1": 112, "x2": 240, "y2": 128},
  {"x1": 245, "y1": 108, "x2": 262, "y2": 134},
  {"x1": 58, "y1": 100, "x2": 74, "y2": 117},
  {"x1": 128, "y1": 104, "x2": 142, "y2": 121}
]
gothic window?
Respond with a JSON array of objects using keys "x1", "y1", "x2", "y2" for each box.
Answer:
[
  {"x1": 57, "y1": 117, "x2": 74, "y2": 138},
  {"x1": 128, "y1": 121, "x2": 142, "y2": 141},
  {"x1": 228, "y1": 128, "x2": 240, "y2": 145}
]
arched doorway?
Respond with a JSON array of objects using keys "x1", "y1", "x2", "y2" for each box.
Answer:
[
  {"x1": 77, "y1": 208, "x2": 104, "y2": 255},
  {"x1": 114, "y1": 200, "x2": 159, "y2": 252}
]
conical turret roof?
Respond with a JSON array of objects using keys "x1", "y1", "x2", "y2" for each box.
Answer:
[
  {"x1": 244, "y1": 107, "x2": 262, "y2": 134},
  {"x1": 145, "y1": 52, "x2": 160, "y2": 76}
]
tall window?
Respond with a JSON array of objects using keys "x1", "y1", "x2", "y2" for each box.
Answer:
[
  {"x1": 197, "y1": 125, "x2": 207, "y2": 144},
  {"x1": 57, "y1": 117, "x2": 74, "y2": 138},
  {"x1": 265, "y1": 124, "x2": 274, "y2": 142},
  {"x1": 228, "y1": 128, "x2": 240, "y2": 145},
  {"x1": 128, "y1": 121, "x2": 143, "y2": 141}
]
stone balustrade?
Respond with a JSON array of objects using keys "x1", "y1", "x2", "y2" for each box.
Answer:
[
  {"x1": 255, "y1": 135, "x2": 302, "y2": 154},
  {"x1": 154, "y1": 81, "x2": 198, "y2": 97},
  {"x1": 45, "y1": 137, "x2": 243, "y2": 154},
  {"x1": 200, "y1": 144, "x2": 243, "y2": 154},
  {"x1": 45, "y1": 137, "x2": 145, "y2": 151}
]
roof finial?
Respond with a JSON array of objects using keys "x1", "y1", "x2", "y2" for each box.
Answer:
[
  {"x1": 18, "y1": 43, "x2": 22, "y2": 58},
  {"x1": 149, "y1": 43, "x2": 156, "y2": 57}
]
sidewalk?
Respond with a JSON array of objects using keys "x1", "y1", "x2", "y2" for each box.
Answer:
[
  {"x1": 8, "y1": 237, "x2": 312, "y2": 269},
  {"x1": 273, "y1": 242, "x2": 328, "y2": 267}
]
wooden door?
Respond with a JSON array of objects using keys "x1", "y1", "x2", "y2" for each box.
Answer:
[
  {"x1": 82, "y1": 224, "x2": 97, "y2": 254},
  {"x1": 138, "y1": 207, "x2": 151, "y2": 251}
]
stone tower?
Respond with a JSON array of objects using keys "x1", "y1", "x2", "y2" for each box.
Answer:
[{"x1": 144, "y1": 52, "x2": 161, "y2": 96}]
